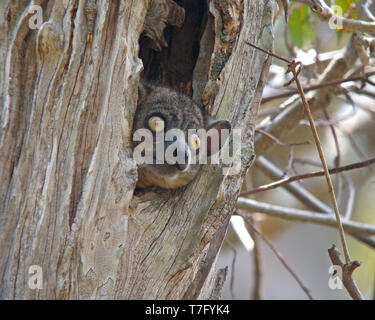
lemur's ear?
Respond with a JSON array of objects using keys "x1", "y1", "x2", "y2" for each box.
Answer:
[
  {"x1": 206, "y1": 118, "x2": 231, "y2": 156},
  {"x1": 138, "y1": 81, "x2": 152, "y2": 104}
]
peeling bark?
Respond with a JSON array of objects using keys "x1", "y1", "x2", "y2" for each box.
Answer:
[
  {"x1": 143, "y1": 0, "x2": 185, "y2": 51},
  {"x1": 0, "y1": 0, "x2": 275, "y2": 299}
]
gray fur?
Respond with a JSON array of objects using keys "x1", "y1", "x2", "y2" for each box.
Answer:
[{"x1": 132, "y1": 82, "x2": 230, "y2": 189}]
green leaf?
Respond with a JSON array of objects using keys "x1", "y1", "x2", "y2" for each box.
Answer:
[
  {"x1": 288, "y1": 4, "x2": 316, "y2": 50},
  {"x1": 335, "y1": 0, "x2": 357, "y2": 18},
  {"x1": 335, "y1": 0, "x2": 349, "y2": 16}
]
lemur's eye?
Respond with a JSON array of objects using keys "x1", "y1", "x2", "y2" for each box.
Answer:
[
  {"x1": 148, "y1": 116, "x2": 165, "y2": 132},
  {"x1": 189, "y1": 134, "x2": 200, "y2": 150}
]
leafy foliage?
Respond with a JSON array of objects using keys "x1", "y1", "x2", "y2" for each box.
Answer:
[
  {"x1": 287, "y1": 1, "x2": 359, "y2": 50},
  {"x1": 288, "y1": 4, "x2": 317, "y2": 50}
]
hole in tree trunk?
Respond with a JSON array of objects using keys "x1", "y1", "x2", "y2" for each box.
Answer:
[{"x1": 139, "y1": 0, "x2": 208, "y2": 97}]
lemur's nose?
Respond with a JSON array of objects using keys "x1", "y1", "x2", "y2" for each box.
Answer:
[
  {"x1": 175, "y1": 148, "x2": 190, "y2": 171},
  {"x1": 165, "y1": 137, "x2": 190, "y2": 171}
]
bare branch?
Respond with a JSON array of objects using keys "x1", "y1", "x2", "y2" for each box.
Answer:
[
  {"x1": 224, "y1": 238, "x2": 238, "y2": 300},
  {"x1": 237, "y1": 212, "x2": 314, "y2": 300},
  {"x1": 322, "y1": 108, "x2": 342, "y2": 205},
  {"x1": 255, "y1": 128, "x2": 310, "y2": 147},
  {"x1": 237, "y1": 197, "x2": 375, "y2": 237},
  {"x1": 349, "y1": 85, "x2": 375, "y2": 101},
  {"x1": 247, "y1": 215, "x2": 264, "y2": 300},
  {"x1": 299, "y1": 95, "x2": 356, "y2": 126},
  {"x1": 287, "y1": 60, "x2": 350, "y2": 263},
  {"x1": 253, "y1": 156, "x2": 333, "y2": 213},
  {"x1": 241, "y1": 157, "x2": 375, "y2": 196},
  {"x1": 294, "y1": 0, "x2": 375, "y2": 34},
  {"x1": 359, "y1": 0, "x2": 375, "y2": 22},
  {"x1": 328, "y1": 245, "x2": 364, "y2": 300},
  {"x1": 261, "y1": 70, "x2": 375, "y2": 104},
  {"x1": 255, "y1": 36, "x2": 359, "y2": 156},
  {"x1": 248, "y1": 33, "x2": 368, "y2": 265}
]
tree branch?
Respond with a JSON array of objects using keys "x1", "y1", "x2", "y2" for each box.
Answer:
[
  {"x1": 241, "y1": 157, "x2": 375, "y2": 196},
  {"x1": 328, "y1": 245, "x2": 364, "y2": 300},
  {"x1": 294, "y1": 0, "x2": 375, "y2": 34},
  {"x1": 261, "y1": 70, "x2": 375, "y2": 104},
  {"x1": 237, "y1": 212, "x2": 314, "y2": 300},
  {"x1": 237, "y1": 197, "x2": 375, "y2": 237},
  {"x1": 255, "y1": 35, "x2": 358, "y2": 156},
  {"x1": 251, "y1": 156, "x2": 333, "y2": 213}
]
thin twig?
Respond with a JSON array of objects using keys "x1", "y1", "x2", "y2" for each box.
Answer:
[
  {"x1": 240, "y1": 157, "x2": 375, "y2": 196},
  {"x1": 255, "y1": 128, "x2": 310, "y2": 177},
  {"x1": 289, "y1": 61, "x2": 348, "y2": 263},
  {"x1": 323, "y1": 108, "x2": 342, "y2": 205},
  {"x1": 324, "y1": 111, "x2": 340, "y2": 169},
  {"x1": 224, "y1": 238, "x2": 238, "y2": 300},
  {"x1": 258, "y1": 115, "x2": 331, "y2": 177},
  {"x1": 244, "y1": 41, "x2": 292, "y2": 64},
  {"x1": 247, "y1": 215, "x2": 263, "y2": 300},
  {"x1": 349, "y1": 85, "x2": 375, "y2": 100},
  {"x1": 261, "y1": 70, "x2": 375, "y2": 104},
  {"x1": 254, "y1": 156, "x2": 333, "y2": 213},
  {"x1": 256, "y1": 38, "x2": 359, "y2": 158},
  {"x1": 246, "y1": 27, "x2": 371, "y2": 275},
  {"x1": 300, "y1": 92, "x2": 357, "y2": 127},
  {"x1": 255, "y1": 128, "x2": 310, "y2": 147},
  {"x1": 236, "y1": 211, "x2": 314, "y2": 300},
  {"x1": 246, "y1": 39, "x2": 354, "y2": 264}
]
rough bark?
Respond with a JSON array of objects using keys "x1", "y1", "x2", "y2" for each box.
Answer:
[{"x1": 0, "y1": 0, "x2": 274, "y2": 299}]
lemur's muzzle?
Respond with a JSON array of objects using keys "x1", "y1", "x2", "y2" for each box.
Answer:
[{"x1": 164, "y1": 138, "x2": 191, "y2": 172}]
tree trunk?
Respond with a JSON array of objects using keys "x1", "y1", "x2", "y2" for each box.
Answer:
[{"x1": 0, "y1": 0, "x2": 274, "y2": 299}]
